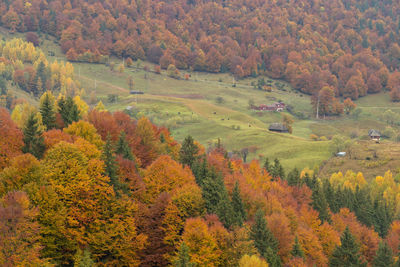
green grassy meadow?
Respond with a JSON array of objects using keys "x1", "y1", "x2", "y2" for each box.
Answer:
[{"x1": 4, "y1": 28, "x2": 400, "y2": 171}]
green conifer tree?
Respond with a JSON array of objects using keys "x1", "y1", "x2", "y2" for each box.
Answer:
[
  {"x1": 174, "y1": 242, "x2": 195, "y2": 267},
  {"x1": 311, "y1": 183, "x2": 331, "y2": 223},
  {"x1": 250, "y1": 209, "x2": 279, "y2": 259},
  {"x1": 201, "y1": 172, "x2": 225, "y2": 214},
  {"x1": 291, "y1": 236, "x2": 305, "y2": 259},
  {"x1": 179, "y1": 135, "x2": 199, "y2": 168},
  {"x1": 115, "y1": 131, "x2": 134, "y2": 161},
  {"x1": 287, "y1": 168, "x2": 300, "y2": 186},
  {"x1": 40, "y1": 93, "x2": 56, "y2": 130},
  {"x1": 58, "y1": 96, "x2": 80, "y2": 127},
  {"x1": 232, "y1": 181, "x2": 246, "y2": 226},
  {"x1": 102, "y1": 135, "x2": 119, "y2": 194},
  {"x1": 216, "y1": 192, "x2": 236, "y2": 229},
  {"x1": 373, "y1": 241, "x2": 394, "y2": 267},
  {"x1": 329, "y1": 227, "x2": 366, "y2": 267},
  {"x1": 22, "y1": 112, "x2": 45, "y2": 159},
  {"x1": 263, "y1": 158, "x2": 271, "y2": 173}
]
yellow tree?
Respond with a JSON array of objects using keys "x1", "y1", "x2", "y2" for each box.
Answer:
[
  {"x1": 181, "y1": 218, "x2": 221, "y2": 266},
  {"x1": 64, "y1": 120, "x2": 104, "y2": 149}
]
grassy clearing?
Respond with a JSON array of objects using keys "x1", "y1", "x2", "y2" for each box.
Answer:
[{"x1": 5, "y1": 29, "x2": 400, "y2": 171}]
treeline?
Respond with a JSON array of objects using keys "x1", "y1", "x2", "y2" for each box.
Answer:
[
  {"x1": 3, "y1": 0, "x2": 400, "y2": 106},
  {"x1": 2, "y1": 92, "x2": 400, "y2": 266}
]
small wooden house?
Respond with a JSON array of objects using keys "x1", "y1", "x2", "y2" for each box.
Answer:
[
  {"x1": 269, "y1": 123, "x2": 289, "y2": 133},
  {"x1": 368, "y1": 129, "x2": 381, "y2": 142}
]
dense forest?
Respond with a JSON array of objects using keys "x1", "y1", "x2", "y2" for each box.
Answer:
[
  {"x1": 0, "y1": 40, "x2": 400, "y2": 267},
  {"x1": 2, "y1": 0, "x2": 400, "y2": 110},
  {"x1": 3, "y1": 1, "x2": 400, "y2": 266},
  {"x1": 3, "y1": 85, "x2": 400, "y2": 266}
]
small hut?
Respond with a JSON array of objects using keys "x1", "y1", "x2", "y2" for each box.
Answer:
[
  {"x1": 368, "y1": 129, "x2": 381, "y2": 142},
  {"x1": 268, "y1": 123, "x2": 289, "y2": 133}
]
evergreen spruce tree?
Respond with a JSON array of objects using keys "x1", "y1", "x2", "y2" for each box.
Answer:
[
  {"x1": 323, "y1": 180, "x2": 340, "y2": 213},
  {"x1": 287, "y1": 168, "x2": 300, "y2": 186},
  {"x1": 373, "y1": 197, "x2": 392, "y2": 238},
  {"x1": 271, "y1": 158, "x2": 285, "y2": 179},
  {"x1": 291, "y1": 236, "x2": 305, "y2": 259},
  {"x1": 22, "y1": 112, "x2": 45, "y2": 159},
  {"x1": 179, "y1": 135, "x2": 199, "y2": 168},
  {"x1": 191, "y1": 156, "x2": 209, "y2": 186},
  {"x1": 373, "y1": 241, "x2": 394, "y2": 267},
  {"x1": 264, "y1": 247, "x2": 282, "y2": 267},
  {"x1": 174, "y1": 242, "x2": 195, "y2": 267},
  {"x1": 115, "y1": 131, "x2": 134, "y2": 160},
  {"x1": 354, "y1": 187, "x2": 374, "y2": 228},
  {"x1": 201, "y1": 172, "x2": 225, "y2": 214},
  {"x1": 311, "y1": 183, "x2": 331, "y2": 223},
  {"x1": 58, "y1": 96, "x2": 80, "y2": 126},
  {"x1": 250, "y1": 209, "x2": 280, "y2": 265},
  {"x1": 231, "y1": 181, "x2": 246, "y2": 226},
  {"x1": 216, "y1": 192, "x2": 236, "y2": 229},
  {"x1": 40, "y1": 93, "x2": 56, "y2": 130},
  {"x1": 263, "y1": 158, "x2": 271, "y2": 173},
  {"x1": 0, "y1": 76, "x2": 7, "y2": 95},
  {"x1": 102, "y1": 135, "x2": 119, "y2": 195},
  {"x1": 329, "y1": 227, "x2": 366, "y2": 267}
]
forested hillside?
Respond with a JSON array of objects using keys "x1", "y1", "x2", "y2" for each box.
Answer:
[
  {"x1": 2, "y1": 0, "x2": 400, "y2": 109},
  {"x1": 3, "y1": 87, "x2": 400, "y2": 266}
]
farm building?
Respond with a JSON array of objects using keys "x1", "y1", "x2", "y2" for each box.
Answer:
[
  {"x1": 368, "y1": 129, "x2": 381, "y2": 142},
  {"x1": 252, "y1": 102, "x2": 285, "y2": 112},
  {"x1": 268, "y1": 123, "x2": 289, "y2": 133}
]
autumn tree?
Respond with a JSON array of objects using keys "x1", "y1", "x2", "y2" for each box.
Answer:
[
  {"x1": 343, "y1": 98, "x2": 357, "y2": 114},
  {"x1": 0, "y1": 191, "x2": 46, "y2": 266},
  {"x1": 0, "y1": 108, "x2": 23, "y2": 169}
]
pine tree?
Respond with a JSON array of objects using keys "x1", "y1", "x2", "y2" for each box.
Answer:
[
  {"x1": 201, "y1": 170, "x2": 225, "y2": 214},
  {"x1": 232, "y1": 181, "x2": 246, "y2": 226},
  {"x1": 323, "y1": 180, "x2": 340, "y2": 213},
  {"x1": 373, "y1": 241, "x2": 394, "y2": 267},
  {"x1": 291, "y1": 236, "x2": 305, "y2": 259},
  {"x1": 264, "y1": 247, "x2": 282, "y2": 267},
  {"x1": 191, "y1": 156, "x2": 209, "y2": 186},
  {"x1": 102, "y1": 135, "x2": 119, "y2": 195},
  {"x1": 174, "y1": 242, "x2": 195, "y2": 267},
  {"x1": 0, "y1": 76, "x2": 7, "y2": 95},
  {"x1": 373, "y1": 197, "x2": 392, "y2": 238},
  {"x1": 216, "y1": 192, "x2": 236, "y2": 229},
  {"x1": 250, "y1": 209, "x2": 279, "y2": 258},
  {"x1": 115, "y1": 131, "x2": 134, "y2": 160},
  {"x1": 22, "y1": 112, "x2": 45, "y2": 159},
  {"x1": 354, "y1": 187, "x2": 374, "y2": 228},
  {"x1": 311, "y1": 183, "x2": 331, "y2": 223},
  {"x1": 287, "y1": 168, "x2": 300, "y2": 186},
  {"x1": 271, "y1": 158, "x2": 284, "y2": 179},
  {"x1": 263, "y1": 158, "x2": 271, "y2": 173},
  {"x1": 40, "y1": 92, "x2": 56, "y2": 130},
  {"x1": 58, "y1": 96, "x2": 80, "y2": 127},
  {"x1": 329, "y1": 227, "x2": 366, "y2": 267},
  {"x1": 179, "y1": 135, "x2": 199, "y2": 168}
]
